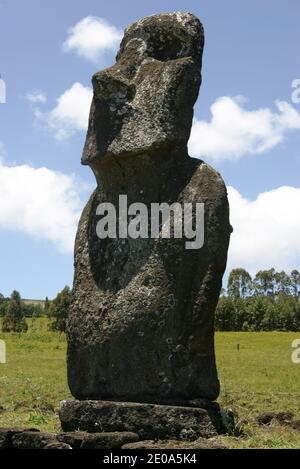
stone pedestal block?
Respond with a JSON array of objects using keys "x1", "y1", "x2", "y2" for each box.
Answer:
[{"x1": 59, "y1": 400, "x2": 223, "y2": 441}]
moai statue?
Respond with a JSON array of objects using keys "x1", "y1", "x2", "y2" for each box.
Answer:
[{"x1": 66, "y1": 12, "x2": 231, "y2": 408}]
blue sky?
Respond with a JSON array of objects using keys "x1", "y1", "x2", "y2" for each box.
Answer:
[{"x1": 0, "y1": 0, "x2": 299, "y2": 299}]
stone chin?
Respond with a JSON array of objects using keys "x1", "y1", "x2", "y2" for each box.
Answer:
[{"x1": 81, "y1": 12, "x2": 204, "y2": 169}]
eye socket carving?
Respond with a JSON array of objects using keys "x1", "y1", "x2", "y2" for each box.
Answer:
[
  {"x1": 146, "y1": 35, "x2": 190, "y2": 62},
  {"x1": 119, "y1": 32, "x2": 194, "y2": 64}
]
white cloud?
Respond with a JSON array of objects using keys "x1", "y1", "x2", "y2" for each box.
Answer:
[
  {"x1": 36, "y1": 82, "x2": 92, "y2": 140},
  {"x1": 1, "y1": 139, "x2": 300, "y2": 272},
  {"x1": 63, "y1": 16, "x2": 122, "y2": 63},
  {"x1": 189, "y1": 96, "x2": 300, "y2": 161},
  {"x1": 0, "y1": 156, "x2": 87, "y2": 253},
  {"x1": 26, "y1": 91, "x2": 47, "y2": 104},
  {"x1": 228, "y1": 185, "x2": 300, "y2": 273}
]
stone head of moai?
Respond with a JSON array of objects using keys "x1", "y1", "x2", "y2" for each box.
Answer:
[{"x1": 82, "y1": 13, "x2": 204, "y2": 177}]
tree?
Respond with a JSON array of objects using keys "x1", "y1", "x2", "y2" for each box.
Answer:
[
  {"x1": 215, "y1": 297, "x2": 235, "y2": 331},
  {"x1": 44, "y1": 296, "x2": 50, "y2": 316},
  {"x1": 227, "y1": 268, "x2": 252, "y2": 298},
  {"x1": 253, "y1": 269, "x2": 276, "y2": 297},
  {"x1": 0, "y1": 293, "x2": 7, "y2": 317},
  {"x1": 290, "y1": 270, "x2": 300, "y2": 299},
  {"x1": 2, "y1": 290, "x2": 28, "y2": 333},
  {"x1": 275, "y1": 294, "x2": 300, "y2": 331},
  {"x1": 274, "y1": 270, "x2": 291, "y2": 296},
  {"x1": 49, "y1": 286, "x2": 71, "y2": 333}
]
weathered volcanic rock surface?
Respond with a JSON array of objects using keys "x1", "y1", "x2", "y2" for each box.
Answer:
[
  {"x1": 67, "y1": 12, "x2": 231, "y2": 403},
  {"x1": 59, "y1": 400, "x2": 223, "y2": 440},
  {"x1": 12, "y1": 431, "x2": 60, "y2": 450},
  {"x1": 57, "y1": 430, "x2": 139, "y2": 449},
  {"x1": 0, "y1": 428, "x2": 39, "y2": 449},
  {"x1": 0, "y1": 426, "x2": 228, "y2": 450}
]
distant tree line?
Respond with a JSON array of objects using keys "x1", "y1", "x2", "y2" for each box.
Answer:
[
  {"x1": 1, "y1": 268, "x2": 300, "y2": 333},
  {"x1": 0, "y1": 287, "x2": 71, "y2": 333},
  {"x1": 216, "y1": 268, "x2": 300, "y2": 331}
]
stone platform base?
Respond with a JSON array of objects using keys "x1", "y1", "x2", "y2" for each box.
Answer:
[
  {"x1": 0, "y1": 401, "x2": 231, "y2": 449},
  {"x1": 0, "y1": 427, "x2": 226, "y2": 449},
  {"x1": 59, "y1": 400, "x2": 224, "y2": 441},
  {"x1": 0, "y1": 428, "x2": 140, "y2": 449}
]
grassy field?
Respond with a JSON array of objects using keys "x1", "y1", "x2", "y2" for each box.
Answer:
[
  {"x1": 0, "y1": 319, "x2": 300, "y2": 448},
  {"x1": 216, "y1": 332, "x2": 300, "y2": 448}
]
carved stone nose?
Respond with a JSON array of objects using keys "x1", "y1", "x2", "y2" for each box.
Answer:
[{"x1": 92, "y1": 70, "x2": 135, "y2": 101}]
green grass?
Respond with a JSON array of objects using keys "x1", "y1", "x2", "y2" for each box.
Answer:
[
  {"x1": 0, "y1": 318, "x2": 70, "y2": 432},
  {"x1": 0, "y1": 320, "x2": 300, "y2": 447},
  {"x1": 216, "y1": 332, "x2": 300, "y2": 448}
]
